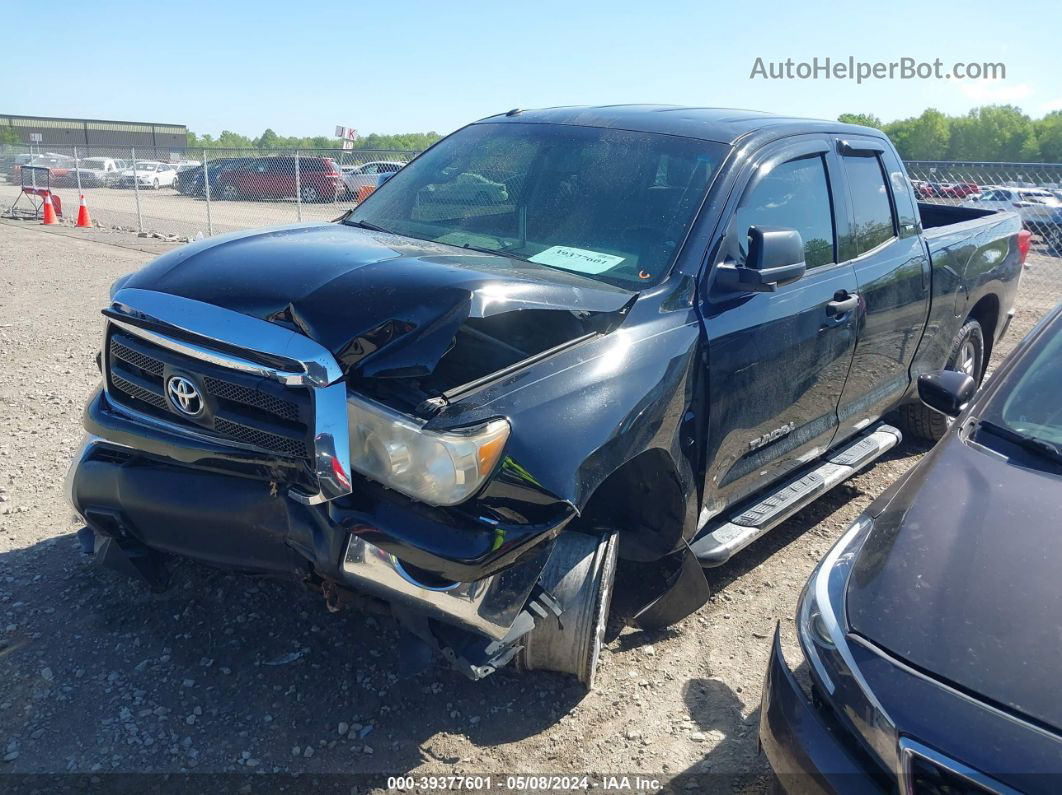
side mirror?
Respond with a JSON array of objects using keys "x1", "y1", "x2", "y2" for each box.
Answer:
[
  {"x1": 715, "y1": 226, "x2": 807, "y2": 293},
  {"x1": 918, "y1": 370, "x2": 976, "y2": 417}
]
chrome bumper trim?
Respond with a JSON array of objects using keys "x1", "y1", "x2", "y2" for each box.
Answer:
[
  {"x1": 898, "y1": 737, "x2": 1016, "y2": 795},
  {"x1": 341, "y1": 536, "x2": 527, "y2": 640},
  {"x1": 104, "y1": 288, "x2": 352, "y2": 504}
]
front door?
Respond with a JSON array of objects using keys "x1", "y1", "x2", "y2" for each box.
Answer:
[{"x1": 700, "y1": 138, "x2": 859, "y2": 515}]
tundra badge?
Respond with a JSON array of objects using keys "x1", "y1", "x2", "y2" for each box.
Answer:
[{"x1": 748, "y1": 422, "x2": 795, "y2": 451}]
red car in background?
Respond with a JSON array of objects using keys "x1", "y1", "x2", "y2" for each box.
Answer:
[
  {"x1": 9, "y1": 154, "x2": 74, "y2": 186},
  {"x1": 936, "y1": 181, "x2": 982, "y2": 198},
  {"x1": 211, "y1": 156, "x2": 341, "y2": 202}
]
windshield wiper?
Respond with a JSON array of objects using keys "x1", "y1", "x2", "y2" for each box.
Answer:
[
  {"x1": 458, "y1": 242, "x2": 520, "y2": 259},
  {"x1": 346, "y1": 219, "x2": 390, "y2": 233},
  {"x1": 977, "y1": 419, "x2": 1062, "y2": 466}
]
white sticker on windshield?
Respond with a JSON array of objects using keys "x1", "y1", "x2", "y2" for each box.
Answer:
[{"x1": 529, "y1": 246, "x2": 625, "y2": 274}]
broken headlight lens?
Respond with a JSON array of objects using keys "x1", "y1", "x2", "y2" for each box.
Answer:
[{"x1": 346, "y1": 396, "x2": 509, "y2": 506}]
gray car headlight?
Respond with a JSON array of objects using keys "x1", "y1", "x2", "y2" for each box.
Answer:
[
  {"x1": 347, "y1": 396, "x2": 509, "y2": 506},
  {"x1": 797, "y1": 514, "x2": 873, "y2": 694},
  {"x1": 797, "y1": 514, "x2": 902, "y2": 772}
]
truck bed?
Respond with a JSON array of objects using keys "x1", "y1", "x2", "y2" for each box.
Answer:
[
  {"x1": 910, "y1": 202, "x2": 1023, "y2": 380},
  {"x1": 918, "y1": 201, "x2": 998, "y2": 232}
]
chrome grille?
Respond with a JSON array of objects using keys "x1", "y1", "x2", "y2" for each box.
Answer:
[{"x1": 106, "y1": 327, "x2": 312, "y2": 460}]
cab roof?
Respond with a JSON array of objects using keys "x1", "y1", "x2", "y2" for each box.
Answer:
[{"x1": 477, "y1": 104, "x2": 886, "y2": 148}]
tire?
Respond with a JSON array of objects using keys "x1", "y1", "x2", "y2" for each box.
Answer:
[
  {"x1": 515, "y1": 530, "x2": 618, "y2": 690},
  {"x1": 300, "y1": 184, "x2": 320, "y2": 203},
  {"x1": 900, "y1": 318, "x2": 985, "y2": 442},
  {"x1": 152, "y1": 178, "x2": 159, "y2": 190},
  {"x1": 218, "y1": 183, "x2": 239, "y2": 201}
]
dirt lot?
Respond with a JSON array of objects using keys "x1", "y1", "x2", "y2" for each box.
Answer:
[{"x1": 0, "y1": 219, "x2": 1058, "y2": 792}]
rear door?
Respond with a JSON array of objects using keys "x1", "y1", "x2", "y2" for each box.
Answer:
[
  {"x1": 701, "y1": 136, "x2": 859, "y2": 510},
  {"x1": 832, "y1": 138, "x2": 930, "y2": 441}
]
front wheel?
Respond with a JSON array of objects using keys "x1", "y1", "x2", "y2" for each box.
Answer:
[
  {"x1": 152, "y1": 178, "x2": 159, "y2": 190},
  {"x1": 900, "y1": 318, "x2": 985, "y2": 442},
  {"x1": 515, "y1": 530, "x2": 618, "y2": 691}
]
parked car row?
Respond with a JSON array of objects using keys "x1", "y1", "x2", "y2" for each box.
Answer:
[
  {"x1": 910, "y1": 178, "x2": 982, "y2": 198},
  {"x1": 3, "y1": 152, "x2": 404, "y2": 203}
]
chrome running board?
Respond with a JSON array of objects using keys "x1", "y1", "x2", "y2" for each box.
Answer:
[{"x1": 691, "y1": 424, "x2": 902, "y2": 567}]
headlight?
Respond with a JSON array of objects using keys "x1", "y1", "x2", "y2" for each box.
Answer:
[
  {"x1": 347, "y1": 396, "x2": 509, "y2": 506},
  {"x1": 797, "y1": 514, "x2": 900, "y2": 771},
  {"x1": 797, "y1": 515, "x2": 874, "y2": 694}
]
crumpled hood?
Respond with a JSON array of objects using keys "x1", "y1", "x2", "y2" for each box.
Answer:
[
  {"x1": 124, "y1": 223, "x2": 632, "y2": 379},
  {"x1": 847, "y1": 432, "x2": 1062, "y2": 731}
]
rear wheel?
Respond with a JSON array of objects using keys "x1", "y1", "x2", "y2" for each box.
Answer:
[
  {"x1": 900, "y1": 318, "x2": 985, "y2": 441},
  {"x1": 515, "y1": 530, "x2": 618, "y2": 690},
  {"x1": 218, "y1": 183, "x2": 239, "y2": 201},
  {"x1": 300, "y1": 184, "x2": 320, "y2": 203}
]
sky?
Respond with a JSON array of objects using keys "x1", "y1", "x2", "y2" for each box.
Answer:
[{"x1": 4, "y1": 0, "x2": 1059, "y2": 139}]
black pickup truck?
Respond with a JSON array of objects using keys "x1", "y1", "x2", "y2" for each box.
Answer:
[{"x1": 67, "y1": 106, "x2": 1025, "y2": 688}]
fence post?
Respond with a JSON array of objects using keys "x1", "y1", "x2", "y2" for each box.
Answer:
[
  {"x1": 294, "y1": 149, "x2": 302, "y2": 222},
  {"x1": 131, "y1": 147, "x2": 143, "y2": 233},
  {"x1": 202, "y1": 149, "x2": 213, "y2": 236},
  {"x1": 74, "y1": 146, "x2": 83, "y2": 196}
]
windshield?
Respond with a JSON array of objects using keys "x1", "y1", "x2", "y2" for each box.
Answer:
[
  {"x1": 81, "y1": 159, "x2": 107, "y2": 168},
  {"x1": 978, "y1": 317, "x2": 1062, "y2": 457},
  {"x1": 346, "y1": 122, "x2": 728, "y2": 288}
]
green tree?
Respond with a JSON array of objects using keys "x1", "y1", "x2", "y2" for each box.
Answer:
[
  {"x1": 256, "y1": 128, "x2": 280, "y2": 149},
  {"x1": 886, "y1": 109, "x2": 950, "y2": 160},
  {"x1": 1035, "y1": 111, "x2": 1062, "y2": 163},
  {"x1": 0, "y1": 126, "x2": 19, "y2": 146},
  {"x1": 947, "y1": 105, "x2": 1038, "y2": 162},
  {"x1": 837, "y1": 113, "x2": 883, "y2": 129}
]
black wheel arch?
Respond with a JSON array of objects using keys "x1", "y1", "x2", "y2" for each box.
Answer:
[{"x1": 572, "y1": 446, "x2": 700, "y2": 563}]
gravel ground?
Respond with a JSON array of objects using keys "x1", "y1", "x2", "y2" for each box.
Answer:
[{"x1": 0, "y1": 219, "x2": 1058, "y2": 792}]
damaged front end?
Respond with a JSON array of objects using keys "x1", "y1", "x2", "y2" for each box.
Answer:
[{"x1": 68, "y1": 275, "x2": 643, "y2": 682}]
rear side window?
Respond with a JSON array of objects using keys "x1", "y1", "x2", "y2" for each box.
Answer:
[
  {"x1": 733, "y1": 155, "x2": 836, "y2": 269},
  {"x1": 842, "y1": 155, "x2": 896, "y2": 256}
]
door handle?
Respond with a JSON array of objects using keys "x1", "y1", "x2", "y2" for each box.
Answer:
[{"x1": 826, "y1": 293, "x2": 858, "y2": 317}]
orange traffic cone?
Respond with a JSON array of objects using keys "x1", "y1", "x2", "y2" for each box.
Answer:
[
  {"x1": 76, "y1": 194, "x2": 92, "y2": 228},
  {"x1": 41, "y1": 192, "x2": 58, "y2": 225}
]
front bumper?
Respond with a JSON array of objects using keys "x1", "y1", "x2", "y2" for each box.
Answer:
[
  {"x1": 68, "y1": 422, "x2": 555, "y2": 641},
  {"x1": 759, "y1": 627, "x2": 886, "y2": 795}
]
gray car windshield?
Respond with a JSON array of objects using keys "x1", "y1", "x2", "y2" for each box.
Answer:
[
  {"x1": 988, "y1": 322, "x2": 1062, "y2": 449},
  {"x1": 345, "y1": 122, "x2": 728, "y2": 289}
]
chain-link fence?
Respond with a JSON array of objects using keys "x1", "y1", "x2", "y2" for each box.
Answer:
[
  {"x1": 0, "y1": 145, "x2": 420, "y2": 239},
  {"x1": 905, "y1": 161, "x2": 1062, "y2": 255}
]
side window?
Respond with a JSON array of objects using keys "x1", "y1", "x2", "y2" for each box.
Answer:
[
  {"x1": 842, "y1": 154, "x2": 897, "y2": 257},
  {"x1": 733, "y1": 155, "x2": 836, "y2": 269},
  {"x1": 881, "y1": 152, "x2": 919, "y2": 237}
]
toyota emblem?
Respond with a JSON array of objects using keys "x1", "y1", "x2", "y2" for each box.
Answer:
[{"x1": 166, "y1": 375, "x2": 204, "y2": 417}]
